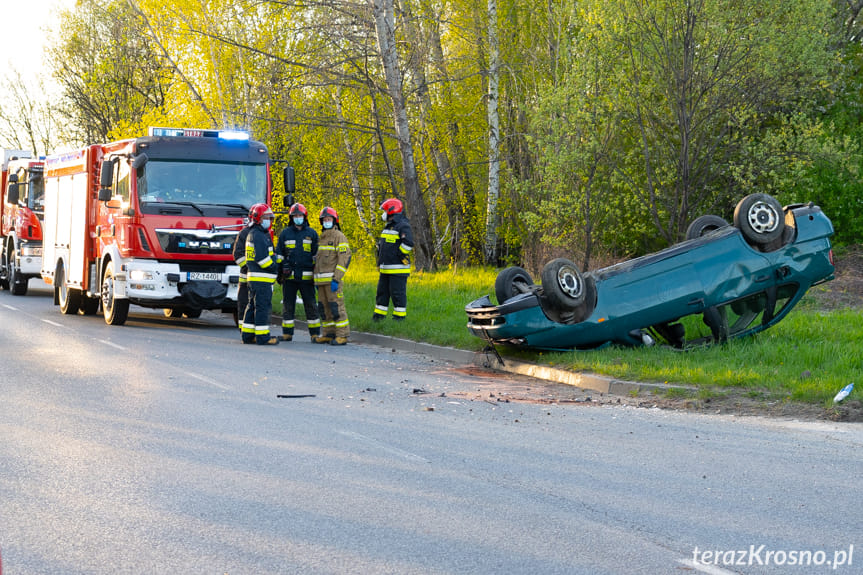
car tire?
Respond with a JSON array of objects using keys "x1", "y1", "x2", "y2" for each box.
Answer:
[
  {"x1": 733, "y1": 193, "x2": 784, "y2": 247},
  {"x1": 164, "y1": 308, "x2": 184, "y2": 318},
  {"x1": 494, "y1": 266, "x2": 533, "y2": 304},
  {"x1": 541, "y1": 258, "x2": 586, "y2": 310},
  {"x1": 183, "y1": 308, "x2": 202, "y2": 319},
  {"x1": 685, "y1": 215, "x2": 729, "y2": 240}
]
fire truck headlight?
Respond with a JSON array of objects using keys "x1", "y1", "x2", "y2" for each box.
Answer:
[
  {"x1": 129, "y1": 270, "x2": 154, "y2": 281},
  {"x1": 20, "y1": 245, "x2": 42, "y2": 257}
]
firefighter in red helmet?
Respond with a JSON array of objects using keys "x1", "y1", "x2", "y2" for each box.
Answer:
[
  {"x1": 374, "y1": 198, "x2": 414, "y2": 321},
  {"x1": 313, "y1": 206, "x2": 351, "y2": 344},
  {"x1": 275, "y1": 203, "x2": 321, "y2": 341},
  {"x1": 241, "y1": 203, "x2": 279, "y2": 345}
]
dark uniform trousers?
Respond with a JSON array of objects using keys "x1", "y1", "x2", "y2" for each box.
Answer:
[
  {"x1": 243, "y1": 280, "x2": 275, "y2": 344},
  {"x1": 282, "y1": 279, "x2": 321, "y2": 337},
  {"x1": 375, "y1": 274, "x2": 408, "y2": 318}
]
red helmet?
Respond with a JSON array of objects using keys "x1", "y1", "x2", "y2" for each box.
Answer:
[
  {"x1": 289, "y1": 203, "x2": 308, "y2": 218},
  {"x1": 381, "y1": 198, "x2": 404, "y2": 216},
  {"x1": 319, "y1": 206, "x2": 340, "y2": 227},
  {"x1": 249, "y1": 203, "x2": 274, "y2": 225}
]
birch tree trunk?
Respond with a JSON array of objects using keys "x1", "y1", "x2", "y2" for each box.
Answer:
[
  {"x1": 370, "y1": 0, "x2": 435, "y2": 271},
  {"x1": 484, "y1": 0, "x2": 501, "y2": 265}
]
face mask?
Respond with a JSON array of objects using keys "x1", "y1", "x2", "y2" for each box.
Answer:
[
  {"x1": 293, "y1": 217, "x2": 304, "y2": 226},
  {"x1": 323, "y1": 220, "x2": 334, "y2": 229},
  {"x1": 381, "y1": 211, "x2": 389, "y2": 222},
  {"x1": 262, "y1": 219, "x2": 271, "y2": 230}
]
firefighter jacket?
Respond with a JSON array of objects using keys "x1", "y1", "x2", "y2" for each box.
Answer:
[
  {"x1": 233, "y1": 225, "x2": 252, "y2": 277},
  {"x1": 314, "y1": 227, "x2": 351, "y2": 285},
  {"x1": 245, "y1": 224, "x2": 278, "y2": 282},
  {"x1": 377, "y1": 213, "x2": 414, "y2": 274},
  {"x1": 276, "y1": 223, "x2": 318, "y2": 282}
]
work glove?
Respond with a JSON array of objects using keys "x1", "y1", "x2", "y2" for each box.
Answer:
[{"x1": 330, "y1": 280, "x2": 339, "y2": 292}]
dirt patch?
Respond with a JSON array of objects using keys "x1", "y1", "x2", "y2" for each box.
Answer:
[{"x1": 445, "y1": 366, "x2": 863, "y2": 422}]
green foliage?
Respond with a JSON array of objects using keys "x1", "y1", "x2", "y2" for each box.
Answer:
[{"x1": 42, "y1": 0, "x2": 863, "y2": 264}]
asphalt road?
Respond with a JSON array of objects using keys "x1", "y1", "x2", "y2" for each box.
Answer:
[{"x1": 1, "y1": 280, "x2": 861, "y2": 574}]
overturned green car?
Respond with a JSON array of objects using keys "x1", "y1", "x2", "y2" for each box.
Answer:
[{"x1": 466, "y1": 194, "x2": 835, "y2": 350}]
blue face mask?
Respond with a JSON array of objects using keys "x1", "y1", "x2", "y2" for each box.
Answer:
[
  {"x1": 322, "y1": 220, "x2": 334, "y2": 230},
  {"x1": 293, "y1": 217, "x2": 304, "y2": 226}
]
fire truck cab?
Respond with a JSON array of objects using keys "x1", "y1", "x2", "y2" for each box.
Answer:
[{"x1": 1, "y1": 150, "x2": 45, "y2": 296}]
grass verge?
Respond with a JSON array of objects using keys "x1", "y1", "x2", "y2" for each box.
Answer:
[{"x1": 273, "y1": 257, "x2": 861, "y2": 405}]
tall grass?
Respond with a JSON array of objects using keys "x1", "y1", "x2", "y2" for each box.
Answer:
[{"x1": 273, "y1": 258, "x2": 862, "y2": 404}]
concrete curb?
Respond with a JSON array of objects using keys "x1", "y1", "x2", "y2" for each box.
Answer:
[{"x1": 283, "y1": 316, "x2": 692, "y2": 398}]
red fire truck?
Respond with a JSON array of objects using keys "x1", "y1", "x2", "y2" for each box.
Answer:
[
  {"x1": 41, "y1": 127, "x2": 282, "y2": 325},
  {"x1": 1, "y1": 150, "x2": 45, "y2": 296}
]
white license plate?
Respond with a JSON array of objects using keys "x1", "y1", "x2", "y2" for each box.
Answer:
[{"x1": 187, "y1": 272, "x2": 222, "y2": 281}]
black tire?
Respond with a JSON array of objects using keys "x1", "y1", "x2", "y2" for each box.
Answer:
[
  {"x1": 541, "y1": 258, "x2": 586, "y2": 311},
  {"x1": 57, "y1": 263, "x2": 81, "y2": 314},
  {"x1": 0, "y1": 247, "x2": 9, "y2": 290},
  {"x1": 80, "y1": 297, "x2": 100, "y2": 315},
  {"x1": 9, "y1": 250, "x2": 28, "y2": 296},
  {"x1": 733, "y1": 193, "x2": 784, "y2": 247},
  {"x1": 164, "y1": 308, "x2": 184, "y2": 318},
  {"x1": 102, "y1": 261, "x2": 129, "y2": 325},
  {"x1": 183, "y1": 308, "x2": 202, "y2": 319},
  {"x1": 494, "y1": 266, "x2": 533, "y2": 304},
  {"x1": 685, "y1": 215, "x2": 729, "y2": 240}
]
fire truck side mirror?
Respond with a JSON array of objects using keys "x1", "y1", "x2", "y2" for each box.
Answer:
[
  {"x1": 6, "y1": 182, "x2": 19, "y2": 205},
  {"x1": 98, "y1": 160, "x2": 114, "y2": 201},
  {"x1": 283, "y1": 166, "x2": 295, "y2": 208},
  {"x1": 131, "y1": 153, "x2": 148, "y2": 170}
]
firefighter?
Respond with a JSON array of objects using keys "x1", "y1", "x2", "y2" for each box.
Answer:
[
  {"x1": 313, "y1": 207, "x2": 351, "y2": 345},
  {"x1": 242, "y1": 203, "x2": 279, "y2": 345},
  {"x1": 374, "y1": 198, "x2": 414, "y2": 321},
  {"x1": 232, "y1": 219, "x2": 252, "y2": 331},
  {"x1": 275, "y1": 203, "x2": 321, "y2": 341}
]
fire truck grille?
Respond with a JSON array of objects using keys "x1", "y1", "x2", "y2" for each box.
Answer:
[{"x1": 156, "y1": 229, "x2": 236, "y2": 255}]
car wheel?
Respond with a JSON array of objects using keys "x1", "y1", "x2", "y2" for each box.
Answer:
[
  {"x1": 494, "y1": 266, "x2": 533, "y2": 304},
  {"x1": 541, "y1": 258, "x2": 586, "y2": 310},
  {"x1": 685, "y1": 215, "x2": 729, "y2": 240},
  {"x1": 57, "y1": 263, "x2": 81, "y2": 315},
  {"x1": 102, "y1": 261, "x2": 129, "y2": 325},
  {"x1": 164, "y1": 308, "x2": 184, "y2": 318},
  {"x1": 733, "y1": 193, "x2": 784, "y2": 247}
]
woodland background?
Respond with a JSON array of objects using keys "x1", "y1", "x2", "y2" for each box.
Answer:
[{"x1": 2, "y1": 0, "x2": 863, "y2": 272}]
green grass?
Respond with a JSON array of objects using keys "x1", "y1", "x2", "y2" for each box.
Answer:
[{"x1": 273, "y1": 257, "x2": 862, "y2": 405}]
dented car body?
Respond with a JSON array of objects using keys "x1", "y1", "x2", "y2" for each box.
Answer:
[{"x1": 466, "y1": 195, "x2": 835, "y2": 351}]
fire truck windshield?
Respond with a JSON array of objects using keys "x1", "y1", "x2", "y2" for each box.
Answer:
[{"x1": 137, "y1": 160, "x2": 266, "y2": 214}]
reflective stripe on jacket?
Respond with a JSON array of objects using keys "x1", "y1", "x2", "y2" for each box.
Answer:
[
  {"x1": 276, "y1": 224, "x2": 318, "y2": 281},
  {"x1": 314, "y1": 227, "x2": 351, "y2": 284},
  {"x1": 245, "y1": 225, "x2": 278, "y2": 282},
  {"x1": 377, "y1": 213, "x2": 413, "y2": 274}
]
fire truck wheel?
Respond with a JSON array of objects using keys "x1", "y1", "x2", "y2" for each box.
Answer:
[
  {"x1": 57, "y1": 263, "x2": 81, "y2": 315},
  {"x1": 102, "y1": 261, "x2": 129, "y2": 325},
  {"x1": 9, "y1": 250, "x2": 28, "y2": 296},
  {"x1": 80, "y1": 297, "x2": 100, "y2": 315}
]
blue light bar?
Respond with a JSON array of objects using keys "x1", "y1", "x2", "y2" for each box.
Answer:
[
  {"x1": 148, "y1": 127, "x2": 251, "y2": 141},
  {"x1": 218, "y1": 130, "x2": 250, "y2": 141}
]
